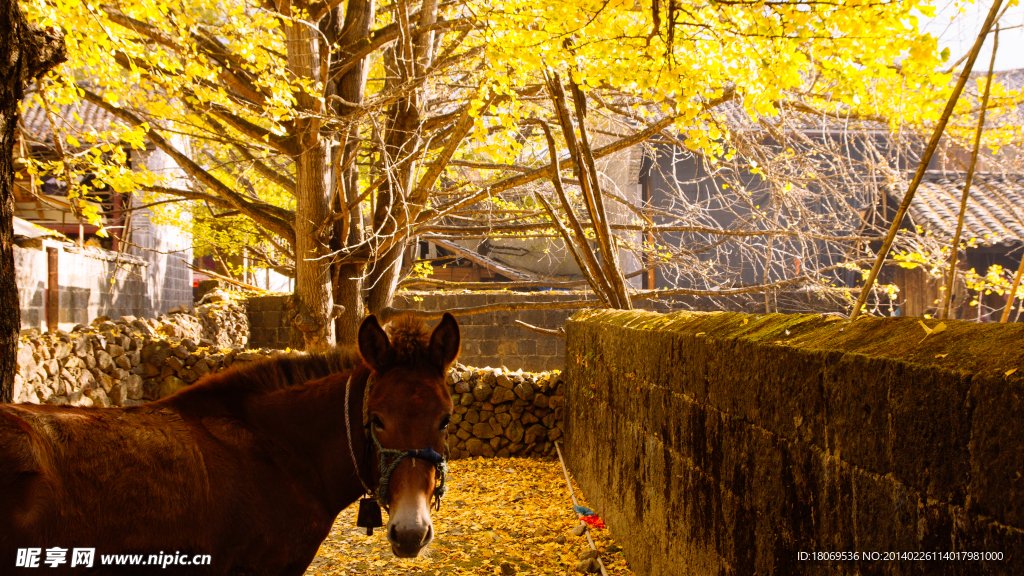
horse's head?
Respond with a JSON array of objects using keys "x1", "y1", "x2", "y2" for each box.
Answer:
[{"x1": 358, "y1": 313, "x2": 459, "y2": 558}]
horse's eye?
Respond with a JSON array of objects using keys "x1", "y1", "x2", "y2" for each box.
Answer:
[
  {"x1": 371, "y1": 416, "x2": 385, "y2": 430},
  {"x1": 439, "y1": 416, "x2": 451, "y2": 431}
]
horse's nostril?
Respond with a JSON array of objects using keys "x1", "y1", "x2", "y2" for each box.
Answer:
[
  {"x1": 389, "y1": 525, "x2": 398, "y2": 543},
  {"x1": 424, "y1": 525, "x2": 433, "y2": 543}
]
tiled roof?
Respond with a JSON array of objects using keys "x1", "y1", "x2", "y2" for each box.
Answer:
[
  {"x1": 893, "y1": 172, "x2": 1024, "y2": 246},
  {"x1": 712, "y1": 68, "x2": 1024, "y2": 133},
  {"x1": 711, "y1": 99, "x2": 874, "y2": 132},
  {"x1": 19, "y1": 100, "x2": 119, "y2": 146}
]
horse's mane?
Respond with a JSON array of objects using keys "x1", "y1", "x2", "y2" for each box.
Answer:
[
  {"x1": 170, "y1": 316, "x2": 436, "y2": 402},
  {"x1": 167, "y1": 347, "x2": 360, "y2": 405},
  {"x1": 238, "y1": 347, "x2": 363, "y2": 392}
]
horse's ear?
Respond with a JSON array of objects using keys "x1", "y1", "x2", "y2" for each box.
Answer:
[
  {"x1": 358, "y1": 315, "x2": 393, "y2": 372},
  {"x1": 429, "y1": 312, "x2": 460, "y2": 369}
]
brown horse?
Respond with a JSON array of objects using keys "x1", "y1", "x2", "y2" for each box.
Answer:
[{"x1": 0, "y1": 313, "x2": 459, "y2": 574}]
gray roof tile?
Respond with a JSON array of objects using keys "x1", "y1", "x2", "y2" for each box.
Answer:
[
  {"x1": 19, "y1": 100, "x2": 119, "y2": 145},
  {"x1": 893, "y1": 172, "x2": 1024, "y2": 246}
]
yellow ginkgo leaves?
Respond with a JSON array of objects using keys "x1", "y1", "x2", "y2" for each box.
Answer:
[
  {"x1": 305, "y1": 457, "x2": 634, "y2": 576},
  {"x1": 918, "y1": 320, "x2": 947, "y2": 344}
]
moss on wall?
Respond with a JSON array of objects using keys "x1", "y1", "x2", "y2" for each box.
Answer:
[{"x1": 564, "y1": 309, "x2": 1024, "y2": 576}]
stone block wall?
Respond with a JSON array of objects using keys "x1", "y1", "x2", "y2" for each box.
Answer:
[
  {"x1": 565, "y1": 309, "x2": 1024, "y2": 576},
  {"x1": 15, "y1": 244, "x2": 49, "y2": 330},
  {"x1": 394, "y1": 291, "x2": 599, "y2": 371},
  {"x1": 245, "y1": 290, "x2": 595, "y2": 370},
  {"x1": 246, "y1": 294, "x2": 296, "y2": 350},
  {"x1": 129, "y1": 147, "x2": 194, "y2": 314}
]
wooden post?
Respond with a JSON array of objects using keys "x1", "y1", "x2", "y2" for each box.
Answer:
[{"x1": 46, "y1": 246, "x2": 59, "y2": 333}]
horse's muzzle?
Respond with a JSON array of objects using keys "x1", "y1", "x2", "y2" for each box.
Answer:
[{"x1": 388, "y1": 522, "x2": 433, "y2": 558}]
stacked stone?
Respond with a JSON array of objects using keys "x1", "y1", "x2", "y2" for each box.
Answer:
[
  {"x1": 153, "y1": 310, "x2": 204, "y2": 341},
  {"x1": 446, "y1": 365, "x2": 565, "y2": 460},
  {"x1": 15, "y1": 316, "x2": 150, "y2": 406},
  {"x1": 193, "y1": 290, "x2": 249, "y2": 349},
  {"x1": 15, "y1": 321, "x2": 567, "y2": 460},
  {"x1": 133, "y1": 342, "x2": 266, "y2": 401},
  {"x1": 13, "y1": 312, "x2": 255, "y2": 406}
]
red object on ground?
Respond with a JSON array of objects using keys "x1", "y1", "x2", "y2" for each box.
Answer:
[{"x1": 582, "y1": 515, "x2": 605, "y2": 529}]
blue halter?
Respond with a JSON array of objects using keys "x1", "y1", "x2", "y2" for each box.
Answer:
[{"x1": 369, "y1": 424, "x2": 448, "y2": 512}]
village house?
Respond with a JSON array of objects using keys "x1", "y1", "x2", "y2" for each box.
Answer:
[{"x1": 13, "y1": 98, "x2": 193, "y2": 330}]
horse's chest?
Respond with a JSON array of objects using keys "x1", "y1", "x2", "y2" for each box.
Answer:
[
  {"x1": 221, "y1": 505, "x2": 332, "y2": 575},
  {"x1": 207, "y1": 459, "x2": 333, "y2": 551}
]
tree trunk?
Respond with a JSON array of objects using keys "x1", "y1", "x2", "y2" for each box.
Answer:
[
  {"x1": 366, "y1": 3, "x2": 438, "y2": 318},
  {"x1": 293, "y1": 140, "x2": 335, "y2": 349},
  {"x1": 284, "y1": 7, "x2": 334, "y2": 349},
  {"x1": 0, "y1": 1, "x2": 65, "y2": 403},
  {"x1": 367, "y1": 242, "x2": 405, "y2": 319},
  {"x1": 367, "y1": 96, "x2": 418, "y2": 317},
  {"x1": 328, "y1": 0, "x2": 375, "y2": 344}
]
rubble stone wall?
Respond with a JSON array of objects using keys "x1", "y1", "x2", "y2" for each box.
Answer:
[
  {"x1": 14, "y1": 305, "x2": 564, "y2": 459},
  {"x1": 444, "y1": 366, "x2": 564, "y2": 460},
  {"x1": 14, "y1": 294, "x2": 248, "y2": 406}
]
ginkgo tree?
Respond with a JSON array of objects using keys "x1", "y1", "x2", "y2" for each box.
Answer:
[{"x1": 19, "y1": 0, "x2": 967, "y2": 348}]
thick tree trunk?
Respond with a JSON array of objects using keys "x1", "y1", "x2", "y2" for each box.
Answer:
[
  {"x1": 284, "y1": 9, "x2": 334, "y2": 349},
  {"x1": 293, "y1": 141, "x2": 334, "y2": 349},
  {"x1": 367, "y1": 100, "x2": 418, "y2": 317},
  {"x1": 0, "y1": 37, "x2": 18, "y2": 405},
  {"x1": 0, "y1": 2, "x2": 65, "y2": 403},
  {"x1": 328, "y1": 0, "x2": 374, "y2": 345},
  {"x1": 366, "y1": 13, "x2": 437, "y2": 318}
]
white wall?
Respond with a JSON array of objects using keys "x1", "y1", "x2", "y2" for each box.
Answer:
[{"x1": 15, "y1": 242, "x2": 149, "y2": 331}]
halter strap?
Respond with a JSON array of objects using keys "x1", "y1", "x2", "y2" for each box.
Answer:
[{"x1": 370, "y1": 426, "x2": 448, "y2": 512}]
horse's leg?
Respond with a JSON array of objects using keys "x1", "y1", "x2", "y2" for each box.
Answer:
[{"x1": 278, "y1": 560, "x2": 316, "y2": 576}]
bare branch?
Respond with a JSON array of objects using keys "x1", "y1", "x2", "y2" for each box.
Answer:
[{"x1": 514, "y1": 320, "x2": 565, "y2": 338}]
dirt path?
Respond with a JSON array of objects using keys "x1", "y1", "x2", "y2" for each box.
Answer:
[{"x1": 305, "y1": 457, "x2": 635, "y2": 576}]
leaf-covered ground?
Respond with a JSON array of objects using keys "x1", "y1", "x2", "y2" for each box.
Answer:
[{"x1": 305, "y1": 457, "x2": 635, "y2": 576}]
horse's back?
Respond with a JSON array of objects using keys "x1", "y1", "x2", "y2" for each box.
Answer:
[
  {"x1": 0, "y1": 407, "x2": 52, "y2": 542},
  {"x1": 0, "y1": 403, "x2": 212, "y2": 550}
]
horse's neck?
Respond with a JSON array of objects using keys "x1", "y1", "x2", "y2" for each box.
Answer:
[{"x1": 244, "y1": 369, "x2": 370, "y2": 515}]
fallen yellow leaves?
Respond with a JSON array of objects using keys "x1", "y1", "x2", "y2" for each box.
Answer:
[
  {"x1": 918, "y1": 320, "x2": 947, "y2": 344},
  {"x1": 305, "y1": 457, "x2": 634, "y2": 576}
]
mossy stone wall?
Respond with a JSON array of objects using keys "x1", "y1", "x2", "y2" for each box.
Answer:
[{"x1": 564, "y1": 309, "x2": 1024, "y2": 575}]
